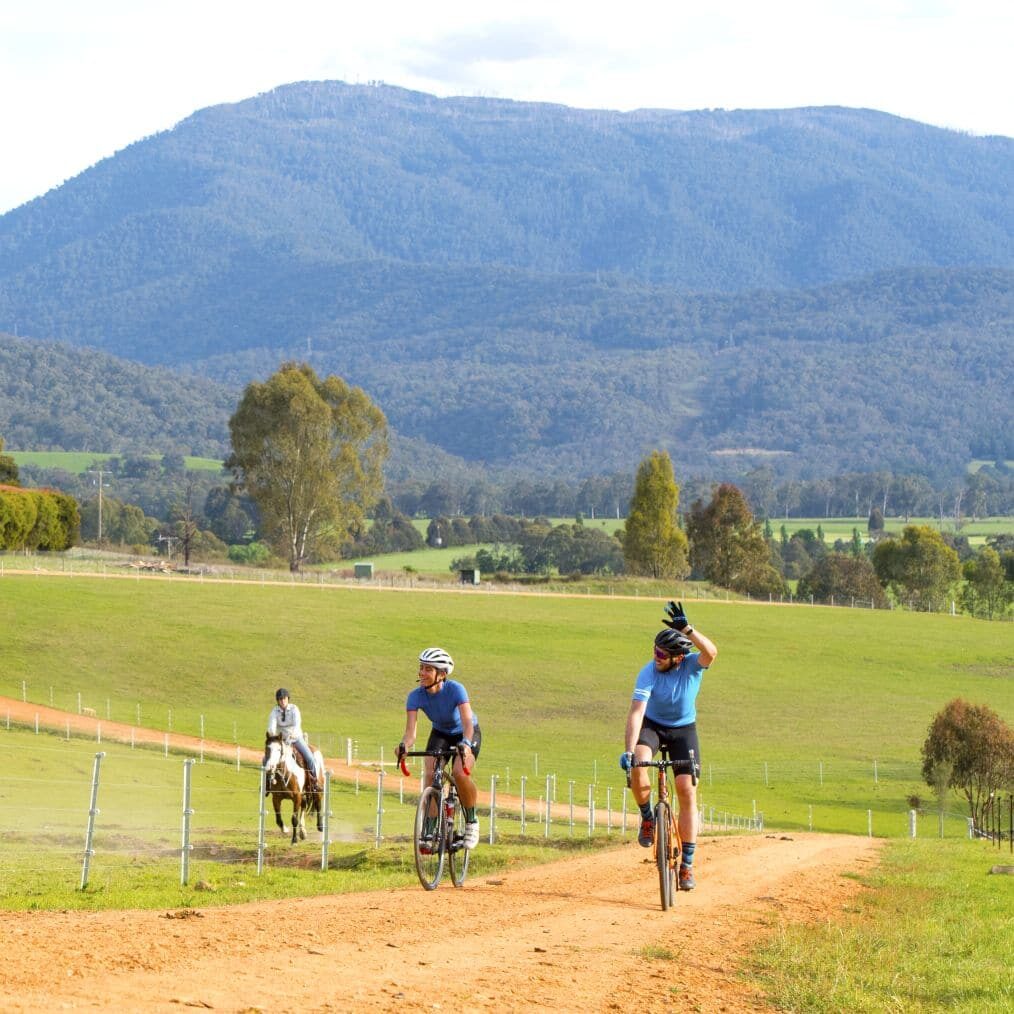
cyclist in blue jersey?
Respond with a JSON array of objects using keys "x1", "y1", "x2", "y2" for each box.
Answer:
[
  {"x1": 620, "y1": 601, "x2": 717, "y2": 891},
  {"x1": 396, "y1": 647, "x2": 482, "y2": 849}
]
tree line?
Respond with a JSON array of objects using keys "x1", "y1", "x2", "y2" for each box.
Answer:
[{"x1": 0, "y1": 440, "x2": 79, "y2": 550}]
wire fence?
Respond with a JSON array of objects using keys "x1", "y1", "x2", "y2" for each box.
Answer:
[
  {"x1": 2, "y1": 722, "x2": 774, "y2": 897},
  {"x1": 4, "y1": 550, "x2": 980, "y2": 616}
]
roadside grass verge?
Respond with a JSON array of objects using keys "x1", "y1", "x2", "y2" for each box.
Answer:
[{"x1": 747, "y1": 839, "x2": 1014, "y2": 1012}]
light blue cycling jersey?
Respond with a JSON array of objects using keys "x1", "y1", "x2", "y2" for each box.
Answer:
[
  {"x1": 632, "y1": 652, "x2": 707, "y2": 728},
  {"x1": 405, "y1": 679, "x2": 476, "y2": 736}
]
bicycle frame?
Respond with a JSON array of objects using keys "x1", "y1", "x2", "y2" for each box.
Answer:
[
  {"x1": 400, "y1": 746, "x2": 471, "y2": 890},
  {"x1": 630, "y1": 748, "x2": 699, "y2": 910}
]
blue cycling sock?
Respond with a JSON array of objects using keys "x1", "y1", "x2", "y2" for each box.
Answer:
[
  {"x1": 682, "y1": 841, "x2": 696, "y2": 866},
  {"x1": 465, "y1": 807, "x2": 476, "y2": 822},
  {"x1": 639, "y1": 801, "x2": 653, "y2": 819}
]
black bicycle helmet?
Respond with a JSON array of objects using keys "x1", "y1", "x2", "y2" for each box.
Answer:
[
  {"x1": 275, "y1": 687, "x2": 290, "y2": 701},
  {"x1": 654, "y1": 629, "x2": 693, "y2": 655}
]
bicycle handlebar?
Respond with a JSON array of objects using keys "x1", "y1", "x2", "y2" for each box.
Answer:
[
  {"x1": 398, "y1": 745, "x2": 471, "y2": 778},
  {"x1": 629, "y1": 757, "x2": 700, "y2": 785}
]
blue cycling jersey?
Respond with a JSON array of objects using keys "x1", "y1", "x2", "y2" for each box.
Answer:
[
  {"x1": 631, "y1": 652, "x2": 707, "y2": 727},
  {"x1": 405, "y1": 679, "x2": 476, "y2": 736}
]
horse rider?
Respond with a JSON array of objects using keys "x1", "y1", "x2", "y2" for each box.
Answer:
[{"x1": 263, "y1": 687, "x2": 322, "y2": 789}]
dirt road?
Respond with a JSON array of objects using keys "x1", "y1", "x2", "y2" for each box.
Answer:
[
  {"x1": 1, "y1": 833, "x2": 880, "y2": 1013},
  {"x1": 2, "y1": 698, "x2": 882, "y2": 1011}
]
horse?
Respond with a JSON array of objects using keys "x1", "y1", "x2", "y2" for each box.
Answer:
[{"x1": 263, "y1": 733, "x2": 325, "y2": 844}]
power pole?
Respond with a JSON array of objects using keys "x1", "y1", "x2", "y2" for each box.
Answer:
[{"x1": 86, "y1": 469, "x2": 110, "y2": 544}]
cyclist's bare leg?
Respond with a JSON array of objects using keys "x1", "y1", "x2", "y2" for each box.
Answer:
[
  {"x1": 675, "y1": 773, "x2": 698, "y2": 846},
  {"x1": 630, "y1": 744, "x2": 653, "y2": 807},
  {"x1": 451, "y1": 757, "x2": 478, "y2": 808}
]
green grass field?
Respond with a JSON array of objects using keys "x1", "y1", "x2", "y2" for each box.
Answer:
[
  {"x1": 781, "y1": 516, "x2": 1013, "y2": 543},
  {"x1": 749, "y1": 839, "x2": 1014, "y2": 1011},
  {"x1": 1, "y1": 574, "x2": 1010, "y2": 841},
  {"x1": 8, "y1": 451, "x2": 224, "y2": 473},
  {"x1": 2, "y1": 572, "x2": 1010, "y2": 1009}
]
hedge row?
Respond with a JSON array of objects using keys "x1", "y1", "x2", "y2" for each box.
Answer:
[{"x1": 0, "y1": 485, "x2": 80, "y2": 551}]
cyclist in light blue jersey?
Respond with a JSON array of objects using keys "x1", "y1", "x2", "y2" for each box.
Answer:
[
  {"x1": 621, "y1": 601, "x2": 718, "y2": 891},
  {"x1": 396, "y1": 647, "x2": 482, "y2": 849}
]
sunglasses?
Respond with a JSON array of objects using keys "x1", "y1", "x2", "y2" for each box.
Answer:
[{"x1": 653, "y1": 647, "x2": 683, "y2": 662}]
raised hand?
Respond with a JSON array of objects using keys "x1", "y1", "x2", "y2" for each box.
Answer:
[{"x1": 663, "y1": 600, "x2": 691, "y2": 632}]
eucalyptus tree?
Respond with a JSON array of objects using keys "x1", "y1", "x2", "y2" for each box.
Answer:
[{"x1": 227, "y1": 362, "x2": 387, "y2": 572}]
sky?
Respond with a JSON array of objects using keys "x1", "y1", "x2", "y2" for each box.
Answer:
[{"x1": 1, "y1": 0, "x2": 1011, "y2": 214}]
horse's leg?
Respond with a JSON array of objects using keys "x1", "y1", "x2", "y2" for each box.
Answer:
[
  {"x1": 315, "y1": 789, "x2": 324, "y2": 833},
  {"x1": 290, "y1": 790, "x2": 301, "y2": 844},
  {"x1": 272, "y1": 792, "x2": 285, "y2": 834},
  {"x1": 297, "y1": 792, "x2": 306, "y2": 841}
]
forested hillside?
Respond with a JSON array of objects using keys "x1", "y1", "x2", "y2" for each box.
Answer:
[
  {"x1": 0, "y1": 81, "x2": 1010, "y2": 480},
  {"x1": 0, "y1": 334, "x2": 232, "y2": 456}
]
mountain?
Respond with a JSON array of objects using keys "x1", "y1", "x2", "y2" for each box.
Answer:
[{"x1": 0, "y1": 81, "x2": 1011, "y2": 479}]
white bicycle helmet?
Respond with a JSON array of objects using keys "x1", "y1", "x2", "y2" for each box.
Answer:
[{"x1": 418, "y1": 646, "x2": 454, "y2": 675}]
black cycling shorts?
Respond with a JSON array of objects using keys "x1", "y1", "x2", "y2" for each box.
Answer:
[
  {"x1": 637, "y1": 717, "x2": 700, "y2": 764},
  {"x1": 426, "y1": 725, "x2": 482, "y2": 761}
]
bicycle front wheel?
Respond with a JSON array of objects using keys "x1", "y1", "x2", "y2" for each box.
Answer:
[
  {"x1": 449, "y1": 793, "x2": 471, "y2": 888},
  {"x1": 655, "y1": 800, "x2": 675, "y2": 910},
  {"x1": 413, "y1": 786, "x2": 445, "y2": 890}
]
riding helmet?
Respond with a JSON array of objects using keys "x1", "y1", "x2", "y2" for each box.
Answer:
[
  {"x1": 654, "y1": 629, "x2": 693, "y2": 655},
  {"x1": 418, "y1": 647, "x2": 454, "y2": 675}
]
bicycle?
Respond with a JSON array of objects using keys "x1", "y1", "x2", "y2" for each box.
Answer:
[
  {"x1": 629, "y1": 748, "x2": 699, "y2": 910},
  {"x1": 399, "y1": 745, "x2": 471, "y2": 890}
]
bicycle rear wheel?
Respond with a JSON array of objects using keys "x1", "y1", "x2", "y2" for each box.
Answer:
[
  {"x1": 655, "y1": 800, "x2": 675, "y2": 910},
  {"x1": 448, "y1": 793, "x2": 471, "y2": 887},
  {"x1": 413, "y1": 786, "x2": 445, "y2": 890}
]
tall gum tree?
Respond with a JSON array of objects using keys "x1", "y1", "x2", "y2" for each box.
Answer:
[
  {"x1": 623, "y1": 450, "x2": 689, "y2": 579},
  {"x1": 227, "y1": 362, "x2": 387, "y2": 572}
]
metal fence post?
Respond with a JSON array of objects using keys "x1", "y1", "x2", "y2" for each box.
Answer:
[
  {"x1": 180, "y1": 758, "x2": 195, "y2": 885},
  {"x1": 321, "y1": 771, "x2": 331, "y2": 871},
  {"x1": 489, "y1": 775, "x2": 497, "y2": 844},
  {"x1": 520, "y1": 775, "x2": 527, "y2": 836},
  {"x1": 569, "y1": 780, "x2": 575, "y2": 836},
  {"x1": 544, "y1": 775, "x2": 552, "y2": 838},
  {"x1": 257, "y1": 766, "x2": 267, "y2": 874},
  {"x1": 374, "y1": 770, "x2": 384, "y2": 847},
  {"x1": 909, "y1": 808, "x2": 917, "y2": 838},
  {"x1": 80, "y1": 751, "x2": 106, "y2": 890}
]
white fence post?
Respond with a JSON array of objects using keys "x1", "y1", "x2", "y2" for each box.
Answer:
[{"x1": 909, "y1": 809, "x2": 917, "y2": 838}]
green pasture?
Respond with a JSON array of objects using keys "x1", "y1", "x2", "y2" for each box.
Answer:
[
  {"x1": 333, "y1": 543, "x2": 502, "y2": 574},
  {"x1": 8, "y1": 450, "x2": 224, "y2": 473},
  {"x1": 750, "y1": 838, "x2": 1014, "y2": 1012},
  {"x1": 781, "y1": 516, "x2": 1013, "y2": 545},
  {"x1": 1, "y1": 573, "x2": 1010, "y2": 844}
]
